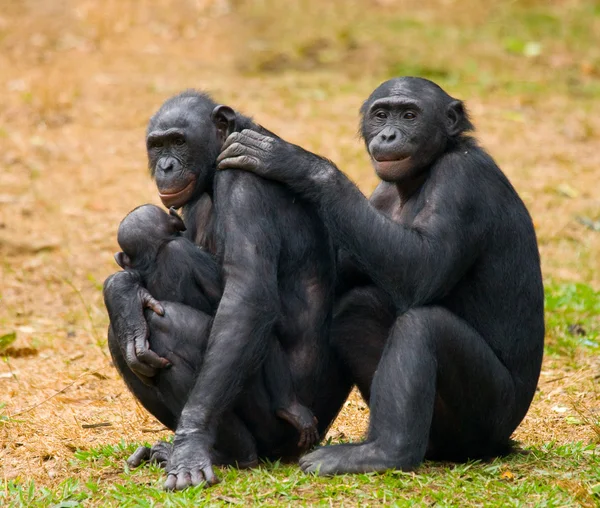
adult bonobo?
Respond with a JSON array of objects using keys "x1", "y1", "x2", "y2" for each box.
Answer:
[
  {"x1": 114, "y1": 203, "x2": 320, "y2": 447},
  {"x1": 217, "y1": 77, "x2": 545, "y2": 475},
  {"x1": 103, "y1": 91, "x2": 351, "y2": 489}
]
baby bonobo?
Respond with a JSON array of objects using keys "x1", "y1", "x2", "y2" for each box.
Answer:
[{"x1": 115, "y1": 204, "x2": 319, "y2": 447}]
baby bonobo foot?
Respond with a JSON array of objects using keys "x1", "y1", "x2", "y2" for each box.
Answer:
[
  {"x1": 276, "y1": 401, "x2": 319, "y2": 449},
  {"x1": 127, "y1": 440, "x2": 173, "y2": 469}
]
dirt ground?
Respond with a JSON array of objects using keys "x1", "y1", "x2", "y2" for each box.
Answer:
[{"x1": 0, "y1": 1, "x2": 599, "y2": 488}]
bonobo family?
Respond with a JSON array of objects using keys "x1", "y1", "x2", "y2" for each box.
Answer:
[{"x1": 104, "y1": 77, "x2": 544, "y2": 489}]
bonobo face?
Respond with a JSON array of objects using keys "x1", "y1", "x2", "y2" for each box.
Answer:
[
  {"x1": 147, "y1": 97, "x2": 221, "y2": 209},
  {"x1": 360, "y1": 77, "x2": 471, "y2": 182}
]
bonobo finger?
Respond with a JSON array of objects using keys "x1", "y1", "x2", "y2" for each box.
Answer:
[
  {"x1": 137, "y1": 347, "x2": 171, "y2": 369},
  {"x1": 298, "y1": 432, "x2": 307, "y2": 449},
  {"x1": 217, "y1": 155, "x2": 261, "y2": 171},
  {"x1": 125, "y1": 341, "x2": 157, "y2": 381},
  {"x1": 164, "y1": 473, "x2": 177, "y2": 491},
  {"x1": 190, "y1": 469, "x2": 204, "y2": 487},
  {"x1": 202, "y1": 466, "x2": 219, "y2": 486},
  {"x1": 127, "y1": 446, "x2": 151, "y2": 468},
  {"x1": 217, "y1": 142, "x2": 262, "y2": 165},
  {"x1": 141, "y1": 291, "x2": 164, "y2": 316},
  {"x1": 220, "y1": 130, "x2": 243, "y2": 151},
  {"x1": 176, "y1": 471, "x2": 192, "y2": 490},
  {"x1": 216, "y1": 142, "x2": 249, "y2": 162},
  {"x1": 240, "y1": 129, "x2": 273, "y2": 143}
]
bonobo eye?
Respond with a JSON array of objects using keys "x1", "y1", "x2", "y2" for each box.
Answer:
[
  {"x1": 374, "y1": 110, "x2": 387, "y2": 120},
  {"x1": 402, "y1": 111, "x2": 417, "y2": 120},
  {"x1": 173, "y1": 137, "x2": 185, "y2": 146},
  {"x1": 150, "y1": 140, "x2": 163, "y2": 150}
]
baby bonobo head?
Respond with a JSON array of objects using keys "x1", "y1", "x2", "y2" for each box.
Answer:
[
  {"x1": 360, "y1": 77, "x2": 474, "y2": 183},
  {"x1": 115, "y1": 204, "x2": 186, "y2": 270}
]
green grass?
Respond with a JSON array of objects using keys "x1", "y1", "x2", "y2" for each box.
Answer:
[
  {"x1": 544, "y1": 281, "x2": 600, "y2": 358},
  {"x1": 2, "y1": 442, "x2": 599, "y2": 507}
]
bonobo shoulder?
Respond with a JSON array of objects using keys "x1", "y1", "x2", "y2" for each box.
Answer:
[{"x1": 214, "y1": 168, "x2": 283, "y2": 215}]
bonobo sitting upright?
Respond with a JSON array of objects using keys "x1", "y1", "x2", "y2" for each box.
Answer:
[
  {"x1": 218, "y1": 77, "x2": 545, "y2": 475},
  {"x1": 103, "y1": 91, "x2": 351, "y2": 490},
  {"x1": 114, "y1": 203, "x2": 319, "y2": 446}
]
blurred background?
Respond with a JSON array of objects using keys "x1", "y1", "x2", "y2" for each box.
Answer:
[{"x1": 0, "y1": 0, "x2": 598, "y2": 490}]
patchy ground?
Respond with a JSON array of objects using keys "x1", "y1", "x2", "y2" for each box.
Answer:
[{"x1": 0, "y1": 1, "x2": 599, "y2": 505}]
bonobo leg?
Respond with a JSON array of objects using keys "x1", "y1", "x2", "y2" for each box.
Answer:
[
  {"x1": 300, "y1": 306, "x2": 516, "y2": 475},
  {"x1": 108, "y1": 302, "x2": 257, "y2": 468},
  {"x1": 330, "y1": 286, "x2": 395, "y2": 401},
  {"x1": 263, "y1": 340, "x2": 319, "y2": 449}
]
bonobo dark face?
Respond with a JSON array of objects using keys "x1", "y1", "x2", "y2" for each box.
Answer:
[
  {"x1": 360, "y1": 77, "x2": 473, "y2": 182},
  {"x1": 115, "y1": 204, "x2": 186, "y2": 269},
  {"x1": 147, "y1": 93, "x2": 222, "y2": 209}
]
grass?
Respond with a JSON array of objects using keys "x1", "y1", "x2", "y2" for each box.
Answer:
[
  {"x1": 1, "y1": 0, "x2": 599, "y2": 506},
  {"x1": 544, "y1": 282, "x2": 600, "y2": 358},
  {"x1": 2, "y1": 442, "x2": 599, "y2": 506}
]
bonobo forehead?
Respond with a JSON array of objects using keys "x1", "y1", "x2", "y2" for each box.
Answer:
[
  {"x1": 147, "y1": 92, "x2": 216, "y2": 135},
  {"x1": 362, "y1": 77, "x2": 455, "y2": 113}
]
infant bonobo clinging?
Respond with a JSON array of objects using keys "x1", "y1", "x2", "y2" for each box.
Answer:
[
  {"x1": 115, "y1": 204, "x2": 221, "y2": 314},
  {"x1": 115, "y1": 204, "x2": 320, "y2": 448}
]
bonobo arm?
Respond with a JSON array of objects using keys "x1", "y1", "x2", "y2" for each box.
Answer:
[
  {"x1": 335, "y1": 248, "x2": 373, "y2": 297},
  {"x1": 164, "y1": 174, "x2": 281, "y2": 490},
  {"x1": 103, "y1": 270, "x2": 169, "y2": 383},
  {"x1": 188, "y1": 247, "x2": 223, "y2": 308},
  {"x1": 218, "y1": 130, "x2": 485, "y2": 309}
]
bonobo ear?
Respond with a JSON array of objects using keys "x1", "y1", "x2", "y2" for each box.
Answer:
[
  {"x1": 114, "y1": 251, "x2": 131, "y2": 269},
  {"x1": 211, "y1": 105, "x2": 237, "y2": 144},
  {"x1": 446, "y1": 100, "x2": 474, "y2": 137},
  {"x1": 168, "y1": 207, "x2": 187, "y2": 232}
]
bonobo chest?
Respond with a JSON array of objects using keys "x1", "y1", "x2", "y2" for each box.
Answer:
[{"x1": 369, "y1": 182, "x2": 424, "y2": 224}]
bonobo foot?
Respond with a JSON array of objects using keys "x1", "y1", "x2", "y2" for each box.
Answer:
[
  {"x1": 299, "y1": 441, "x2": 420, "y2": 476},
  {"x1": 126, "y1": 439, "x2": 257, "y2": 472},
  {"x1": 164, "y1": 432, "x2": 218, "y2": 490},
  {"x1": 127, "y1": 440, "x2": 173, "y2": 469},
  {"x1": 276, "y1": 401, "x2": 319, "y2": 449}
]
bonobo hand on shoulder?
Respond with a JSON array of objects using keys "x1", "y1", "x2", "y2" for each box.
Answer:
[
  {"x1": 103, "y1": 270, "x2": 169, "y2": 383},
  {"x1": 216, "y1": 129, "x2": 335, "y2": 193}
]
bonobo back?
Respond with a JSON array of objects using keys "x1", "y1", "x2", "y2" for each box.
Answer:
[{"x1": 213, "y1": 167, "x2": 335, "y2": 401}]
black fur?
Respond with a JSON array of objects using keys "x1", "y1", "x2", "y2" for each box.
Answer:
[
  {"x1": 217, "y1": 76, "x2": 545, "y2": 475},
  {"x1": 104, "y1": 91, "x2": 351, "y2": 490}
]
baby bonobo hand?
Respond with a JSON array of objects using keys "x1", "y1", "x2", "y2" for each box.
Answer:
[{"x1": 276, "y1": 401, "x2": 320, "y2": 450}]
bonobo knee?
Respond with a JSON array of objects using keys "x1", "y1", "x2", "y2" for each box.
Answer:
[{"x1": 396, "y1": 306, "x2": 450, "y2": 346}]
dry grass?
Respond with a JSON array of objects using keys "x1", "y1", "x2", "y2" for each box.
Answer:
[{"x1": 0, "y1": 0, "x2": 599, "y2": 493}]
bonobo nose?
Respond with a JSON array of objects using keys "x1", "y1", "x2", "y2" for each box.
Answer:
[
  {"x1": 158, "y1": 158, "x2": 175, "y2": 172},
  {"x1": 379, "y1": 127, "x2": 397, "y2": 143}
]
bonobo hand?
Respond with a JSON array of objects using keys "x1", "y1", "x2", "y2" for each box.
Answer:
[
  {"x1": 164, "y1": 431, "x2": 218, "y2": 490},
  {"x1": 217, "y1": 129, "x2": 332, "y2": 193},
  {"x1": 103, "y1": 270, "x2": 169, "y2": 383}
]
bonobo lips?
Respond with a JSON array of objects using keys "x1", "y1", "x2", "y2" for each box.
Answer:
[
  {"x1": 158, "y1": 178, "x2": 197, "y2": 208},
  {"x1": 373, "y1": 156, "x2": 410, "y2": 171}
]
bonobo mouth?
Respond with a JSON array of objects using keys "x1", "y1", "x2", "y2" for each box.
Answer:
[
  {"x1": 373, "y1": 156, "x2": 411, "y2": 171},
  {"x1": 158, "y1": 178, "x2": 197, "y2": 208}
]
